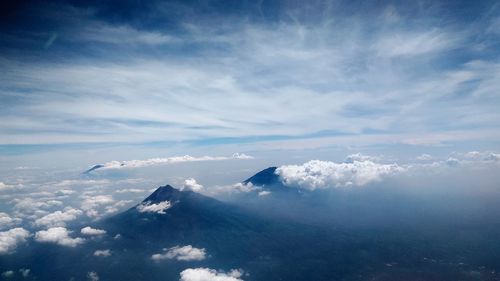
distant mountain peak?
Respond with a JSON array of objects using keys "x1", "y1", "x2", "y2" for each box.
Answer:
[
  {"x1": 143, "y1": 185, "x2": 182, "y2": 203},
  {"x1": 82, "y1": 164, "x2": 104, "y2": 174},
  {"x1": 243, "y1": 166, "x2": 280, "y2": 186}
]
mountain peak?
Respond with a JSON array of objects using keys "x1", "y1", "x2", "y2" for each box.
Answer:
[
  {"x1": 243, "y1": 166, "x2": 280, "y2": 186},
  {"x1": 143, "y1": 184, "x2": 181, "y2": 203},
  {"x1": 82, "y1": 164, "x2": 104, "y2": 174}
]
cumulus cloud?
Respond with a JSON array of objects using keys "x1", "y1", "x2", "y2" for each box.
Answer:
[
  {"x1": 179, "y1": 268, "x2": 243, "y2": 281},
  {"x1": 94, "y1": 249, "x2": 111, "y2": 257},
  {"x1": 35, "y1": 227, "x2": 84, "y2": 247},
  {"x1": 81, "y1": 226, "x2": 106, "y2": 236},
  {"x1": 80, "y1": 195, "x2": 116, "y2": 218},
  {"x1": 136, "y1": 201, "x2": 171, "y2": 214},
  {"x1": 152, "y1": 245, "x2": 206, "y2": 261},
  {"x1": 34, "y1": 208, "x2": 83, "y2": 227},
  {"x1": 85, "y1": 153, "x2": 253, "y2": 172},
  {"x1": 0, "y1": 213, "x2": 22, "y2": 230},
  {"x1": 276, "y1": 159, "x2": 404, "y2": 190},
  {"x1": 181, "y1": 178, "x2": 204, "y2": 192},
  {"x1": 0, "y1": 228, "x2": 30, "y2": 254}
]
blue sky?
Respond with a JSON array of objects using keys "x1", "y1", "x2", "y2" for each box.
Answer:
[{"x1": 0, "y1": 0, "x2": 500, "y2": 166}]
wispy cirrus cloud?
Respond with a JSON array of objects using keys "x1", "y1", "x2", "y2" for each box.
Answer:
[{"x1": 0, "y1": 1, "x2": 498, "y2": 153}]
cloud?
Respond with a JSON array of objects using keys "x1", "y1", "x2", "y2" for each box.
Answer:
[
  {"x1": 136, "y1": 201, "x2": 171, "y2": 214},
  {"x1": 258, "y1": 191, "x2": 271, "y2": 196},
  {"x1": 276, "y1": 159, "x2": 404, "y2": 190},
  {"x1": 93, "y1": 249, "x2": 111, "y2": 257},
  {"x1": 85, "y1": 154, "x2": 253, "y2": 172},
  {"x1": 80, "y1": 195, "x2": 115, "y2": 217},
  {"x1": 81, "y1": 226, "x2": 106, "y2": 236},
  {"x1": 0, "y1": 228, "x2": 30, "y2": 254},
  {"x1": 181, "y1": 178, "x2": 204, "y2": 192},
  {"x1": 416, "y1": 154, "x2": 433, "y2": 161},
  {"x1": 0, "y1": 182, "x2": 16, "y2": 192},
  {"x1": 179, "y1": 268, "x2": 243, "y2": 281},
  {"x1": 87, "y1": 271, "x2": 99, "y2": 281},
  {"x1": 345, "y1": 153, "x2": 379, "y2": 163},
  {"x1": 34, "y1": 227, "x2": 84, "y2": 247},
  {"x1": 2, "y1": 271, "x2": 14, "y2": 278},
  {"x1": 115, "y1": 188, "x2": 146, "y2": 193},
  {"x1": 0, "y1": 213, "x2": 22, "y2": 230},
  {"x1": 34, "y1": 208, "x2": 83, "y2": 227},
  {"x1": 152, "y1": 245, "x2": 206, "y2": 261},
  {"x1": 0, "y1": 1, "x2": 499, "y2": 152},
  {"x1": 19, "y1": 269, "x2": 30, "y2": 278}
]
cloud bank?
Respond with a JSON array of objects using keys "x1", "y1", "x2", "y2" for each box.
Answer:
[
  {"x1": 276, "y1": 160, "x2": 404, "y2": 190},
  {"x1": 85, "y1": 154, "x2": 253, "y2": 172}
]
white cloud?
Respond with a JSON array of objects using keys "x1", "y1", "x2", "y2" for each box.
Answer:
[
  {"x1": 87, "y1": 154, "x2": 253, "y2": 171},
  {"x1": 80, "y1": 195, "x2": 115, "y2": 218},
  {"x1": 416, "y1": 154, "x2": 433, "y2": 161},
  {"x1": 115, "y1": 188, "x2": 146, "y2": 193},
  {"x1": 0, "y1": 182, "x2": 15, "y2": 192},
  {"x1": 87, "y1": 271, "x2": 99, "y2": 281},
  {"x1": 345, "y1": 153, "x2": 379, "y2": 163},
  {"x1": 136, "y1": 201, "x2": 171, "y2": 214},
  {"x1": 2, "y1": 271, "x2": 14, "y2": 278},
  {"x1": 232, "y1": 182, "x2": 259, "y2": 193},
  {"x1": 179, "y1": 268, "x2": 243, "y2": 281},
  {"x1": 81, "y1": 195, "x2": 114, "y2": 210},
  {"x1": 19, "y1": 268, "x2": 30, "y2": 278},
  {"x1": 81, "y1": 226, "x2": 106, "y2": 236},
  {"x1": 0, "y1": 213, "x2": 22, "y2": 230},
  {"x1": 258, "y1": 191, "x2": 271, "y2": 196},
  {"x1": 276, "y1": 159, "x2": 404, "y2": 190},
  {"x1": 93, "y1": 249, "x2": 111, "y2": 257},
  {"x1": 35, "y1": 227, "x2": 84, "y2": 247},
  {"x1": 0, "y1": 228, "x2": 30, "y2": 254},
  {"x1": 152, "y1": 245, "x2": 206, "y2": 261},
  {"x1": 181, "y1": 178, "x2": 204, "y2": 192},
  {"x1": 374, "y1": 30, "x2": 456, "y2": 57},
  {"x1": 34, "y1": 208, "x2": 83, "y2": 227}
]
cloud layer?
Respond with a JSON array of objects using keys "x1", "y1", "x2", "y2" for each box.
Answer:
[{"x1": 85, "y1": 154, "x2": 253, "y2": 172}]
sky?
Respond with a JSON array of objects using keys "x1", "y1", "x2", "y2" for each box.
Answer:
[
  {"x1": 0, "y1": 0, "x2": 499, "y2": 165},
  {"x1": 1, "y1": 2, "x2": 500, "y2": 278}
]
